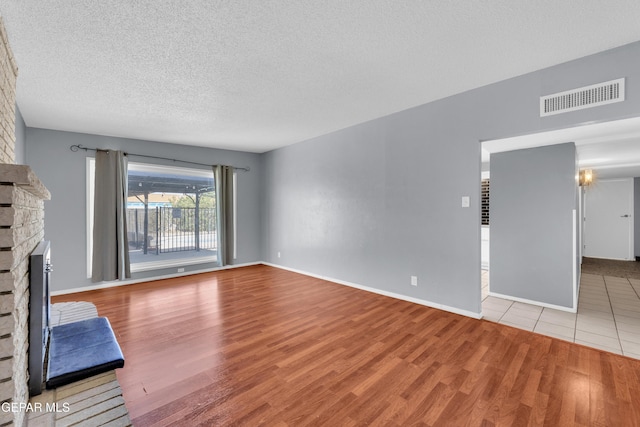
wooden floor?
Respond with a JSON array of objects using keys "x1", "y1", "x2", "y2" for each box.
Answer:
[{"x1": 53, "y1": 265, "x2": 640, "y2": 426}]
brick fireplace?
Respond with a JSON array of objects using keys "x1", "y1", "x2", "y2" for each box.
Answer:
[
  {"x1": 1, "y1": 17, "x2": 18, "y2": 166},
  {"x1": 0, "y1": 17, "x2": 51, "y2": 427}
]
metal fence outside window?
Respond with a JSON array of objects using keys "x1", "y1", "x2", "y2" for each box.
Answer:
[{"x1": 127, "y1": 207, "x2": 217, "y2": 254}]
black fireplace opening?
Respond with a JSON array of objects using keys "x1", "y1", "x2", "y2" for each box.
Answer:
[{"x1": 28, "y1": 240, "x2": 51, "y2": 397}]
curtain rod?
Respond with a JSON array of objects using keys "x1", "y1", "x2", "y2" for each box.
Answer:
[{"x1": 69, "y1": 144, "x2": 250, "y2": 172}]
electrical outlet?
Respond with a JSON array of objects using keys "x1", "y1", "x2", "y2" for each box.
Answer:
[
  {"x1": 277, "y1": 252, "x2": 281, "y2": 258},
  {"x1": 177, "y1": 267, "x2": 185, "y2": 273},
  {"x1": 411, "y1": 276, "x2": 418, "y2": 287}
]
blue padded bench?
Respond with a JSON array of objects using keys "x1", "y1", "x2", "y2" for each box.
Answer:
[{"x1": 46, "y1": 317, "x2": 124, "y2": 389}]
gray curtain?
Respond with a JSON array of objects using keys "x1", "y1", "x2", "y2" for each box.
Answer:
[
  {"x1": 214, "y1": 165, "x2": 235, "y2": 266},
  {"x1": 92, "y1": 150, "x2": 131, "y2": 282}
]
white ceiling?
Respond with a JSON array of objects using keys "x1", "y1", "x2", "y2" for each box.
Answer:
[
  {"x1": 2, "y1": 1, "x2": 640, "y2": 153},
  {"x1": 482, "y1": 117, "x2": 640, "y2": 179}
]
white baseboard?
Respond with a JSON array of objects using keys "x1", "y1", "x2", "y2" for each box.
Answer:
[
  {"x1": 583, "y1": 256, "x2": 636, "y2": 261},
  {"x1": 262, "y1": 262, "x2": 482, "y2": 319},
  {"x1": 488, "y1": 291, "x2": 577, "y2": 313},
  {"x1": 51, "y1": 262, "x2": 262, "y2": 296},
  {"x1": 55, "y1": 261, "x2": 485, "y2": 320}
]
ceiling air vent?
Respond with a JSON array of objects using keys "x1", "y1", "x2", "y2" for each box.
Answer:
[{"x1": 540, "y1": 78, "x2": 625, "y2": 117}]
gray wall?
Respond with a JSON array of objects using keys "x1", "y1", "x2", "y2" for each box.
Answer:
[
  {"x1": 21, "y1": 41, "x2": 640, "y2": 309},
  {"x1": 261, "y1": 41, "x2": 640, "y2": 316},
  {"x1": 25, "y1": 128, "x2": 262, "y2": 292},
  {"x1": 635, "y1": 178, "x2": 640, "y2": 259},
  {"x1": 490, "y1": 143, "x2": 577, "y2": 308},
  {"x1": 14, "y1": 104, "x2": 26, "y2": 164}
]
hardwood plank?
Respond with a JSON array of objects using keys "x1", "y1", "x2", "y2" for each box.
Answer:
[{"x1": 52, "y1": 264, "x2": 640, "y2": 426}]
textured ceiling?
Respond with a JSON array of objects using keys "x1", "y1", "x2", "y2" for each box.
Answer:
[{"x1": 2, "y1": 1, "x2": 640, "y2": 153}]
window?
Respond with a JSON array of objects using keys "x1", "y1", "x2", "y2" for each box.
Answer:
[{"x1": 87, "y1": 159, "x2": 220, "y2": 275}]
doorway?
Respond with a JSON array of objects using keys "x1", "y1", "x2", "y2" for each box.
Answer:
[
  {"x1": 583, "y1": 178, "x2": 634, "y2": 260},
  {"x1": 480, "y1": 116, "x2": 640, "y2": 311}
]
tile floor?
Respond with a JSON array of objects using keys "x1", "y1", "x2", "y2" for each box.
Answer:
[{"x1": 481, "y1": 270, "x2": 640, "y2": 360}]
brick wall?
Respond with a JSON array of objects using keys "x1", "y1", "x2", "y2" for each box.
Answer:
[
  {"x1": 0, "y1": 17, "x2": 51, "y2": 427},
  {"x1": 0, "y1": 168, "x2": 49, "y2": 427},
  {"x1": 0, "y1": 16, "x2": 18, "y2": 165}
]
